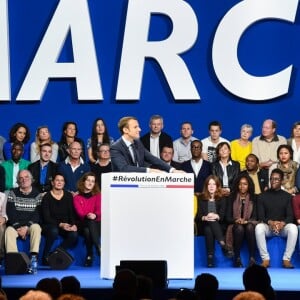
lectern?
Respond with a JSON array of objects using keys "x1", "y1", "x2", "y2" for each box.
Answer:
[{"x1": 101, "y1": 173, "x2": 194, "y2": 279}]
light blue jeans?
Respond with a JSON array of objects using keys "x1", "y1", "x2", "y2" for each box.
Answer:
[{"x1": 255, "y1": 223, "x2": 297, "y2": 261}]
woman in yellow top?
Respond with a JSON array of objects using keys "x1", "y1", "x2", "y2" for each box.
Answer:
[{"x1": 231, "y1": 124, "x2": 253, "y2": 170}]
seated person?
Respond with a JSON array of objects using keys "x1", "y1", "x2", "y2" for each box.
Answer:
[
  {"x1": 226, "y1": 174, "x2": 258, "y2": 268},
  {"x1": 159, "y1": 145, "x2": 182, "y2": 169},
  {"x1": 28, "y1": 143, "x2": 58, "y2": 193},
  {"x1": 30, "y1": 125, "x2": 58, "y2": 162},
  {"x1": 90, "y1": 143, "x2": 112, "y2": 189},
  {"x1": 255, "y1": 168, "x2": 297, "y2": 268},
  {"x1": 3, "y1": 123, "x2": 31, "y2": 161},
  {"x1": 275, "y1": 144, "x2": 298, "y2": 194},
  {"x1": 41, "y1": 173, "x2": 78, "y2": 266},
  {"x1": 196, "y1": 175, "x2": 232, "y2": 267},
  {"x1": 140, "y1": 115, "x2": 173, "y2": 158},
  {"x1": 2, "y1": 141, "x2": 30, "y2": 190},
  {"x1": 181, "y1": 140, "x2": 211, "y2": 195},
  {"x1": 73, "y1": 172, "x2": 101, "y2": 267},
  {"x1": 5, "y1": 170, "x2": 42, "y2": 259},
  {"x1": 58, "y1": 141, "x2": 90, "y2": 193},
  {"x1": 241, "y1": 154, "x2": 269, "y2": 195}
]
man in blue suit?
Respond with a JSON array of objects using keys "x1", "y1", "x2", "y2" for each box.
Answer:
[{"x1": 111, "y1": 116, "x2": 182, "y2": 173}]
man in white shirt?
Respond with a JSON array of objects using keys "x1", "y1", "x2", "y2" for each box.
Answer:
[
  {"x1": 173, "y1": 122, "x2": 198, "y2": 163},
  {"x1": 201, "y1": 121, "x2": 229, "y2": 163}
]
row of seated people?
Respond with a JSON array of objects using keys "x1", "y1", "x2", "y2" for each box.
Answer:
[
  {"x1": 1, "y1": 116, "x2": 300, "y2": 168},
  {"x1": 0, "y1": 169, "x2": 101, "y2": 268},
  {"x1": 0, "y1": 119, "x2": 114, "y2": 164},
  {"x1": 0, "y1": 116, "x2": 299, "y2": 269},
  {"x1": 0, "y1": 140, "x2": 112, "y2": 193},
  {"x1": 195, "y1": 169, "x2": 300, "y2": 269}
]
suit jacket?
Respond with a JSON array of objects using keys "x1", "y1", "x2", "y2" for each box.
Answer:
[
  {"x1": 140, "y1": 132, "x2": 173, "y2": 154},
  {"x1": 28, "y1": 160, "x2": 58, "y2": 193},
  {"x1": 211, "y1": 160, "x2": 240, "y2": 190},
  {"x1": 240, "y1": 169, "x2": 269, "y2": 193},
  {"x1": 181, "y1": 160, "x2": 211, "y2": 193},
  {"x1": 111, "y1": 138, "x2": 172, "y2": 172}
]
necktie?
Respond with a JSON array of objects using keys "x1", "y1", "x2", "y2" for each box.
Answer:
[{"x1": 130, "y1": 143, "x2": 138, "y2": 166}]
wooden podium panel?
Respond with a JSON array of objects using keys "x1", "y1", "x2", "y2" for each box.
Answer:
[{"x1": 101, "y1": 173, "x2": 194, "y2": 279}]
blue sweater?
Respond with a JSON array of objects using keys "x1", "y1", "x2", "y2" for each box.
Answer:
[{"x1": 58, "y1": 161, "x2": 90, "y2": 192}]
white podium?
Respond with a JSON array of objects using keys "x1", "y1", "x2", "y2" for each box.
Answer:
[{"x1": 100, "y1": 172, "x2": 194, "y2": 279}]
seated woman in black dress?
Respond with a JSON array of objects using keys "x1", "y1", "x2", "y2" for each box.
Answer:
[
  {"x1": 41, "y1": 173, "x2": 78, "y2": 265},
  {"x1": 226, "y1": 173, "x2": 258, "y2": 267},
  {"x1": 196, "y1": 175, "x2": 232, "y2": 267}
]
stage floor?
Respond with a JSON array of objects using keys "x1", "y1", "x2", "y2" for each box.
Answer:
[{"x1": 1, "y1": 264, "x2": 300, "y2": 295}]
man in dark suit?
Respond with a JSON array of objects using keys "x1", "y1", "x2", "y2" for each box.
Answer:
[
  {"x1": 111, "y1": 116, "x2": 183, "y2": 173},
  {"x1": 28, "y1": 143, "x2": 58, "y2": 193},
  {"x1": 181, "y1": 140, "x2": 212, "y2": 195},
  {"x1": 140, "y1": 115, "x2": 173, "y2": 158},
  {"x1": 241, "y1": 153, "x2": 269, "y2": 195}
]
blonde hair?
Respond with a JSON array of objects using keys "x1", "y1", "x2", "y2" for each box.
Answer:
[{"x1": 34, "y1": 125, "x2": 54, "y2": 154}]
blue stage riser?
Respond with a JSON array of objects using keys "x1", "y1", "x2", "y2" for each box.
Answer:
[{"x1": 195, "y1": 236, "x2": 300, "y2": 268}]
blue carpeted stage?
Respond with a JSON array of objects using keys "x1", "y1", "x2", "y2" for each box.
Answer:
[{"x1": 2, "y1": 237, "x2": 300, "y2": 299}]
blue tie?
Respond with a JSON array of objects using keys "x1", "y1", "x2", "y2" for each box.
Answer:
[{"x1": 130, "y1": 143, "x2": 138, "y2": 166}]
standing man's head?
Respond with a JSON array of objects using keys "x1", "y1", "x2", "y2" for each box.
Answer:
[
  {"x1": 262, "y1": 119, "x2": 276, "y2": 140},
  {"x1": 39, "y1": 143, "x2": 52, "y2": 163},
  {"x1": 209, "y1": 121, "x2": 222, "y2": 142},
  {"x1": 11, "y1": 141, "x2": 24, "y2": 163},
  {"x1": 149, "y1": 115, "x2": 164, "y2": 136},
  {"x1": 67, "y1": 141, "x2": 82, "y2": 160},
  {"x1": 160, "y1": 145, "x2": 174, "y2": 163},
  {"x1": 118, "y1": 116, "x2": 141, "y2": 142},
  {"x1": 191, "y1": 140, "x2": 202, "y2": 160},
  {"x1": 180, "y1": 122, "x2": 193, "y2": 140}
]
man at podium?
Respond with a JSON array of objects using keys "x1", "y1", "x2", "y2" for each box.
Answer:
[{"x1": 111, "y1": 116, "x2": 183, "y2": 173}]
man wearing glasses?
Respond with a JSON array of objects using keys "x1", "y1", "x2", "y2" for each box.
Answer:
[{"x1": 255, "y1": 168, "x2": 297, "y2": 268}]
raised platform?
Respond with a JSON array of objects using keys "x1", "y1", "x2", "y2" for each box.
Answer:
[{"x1": 1, "y1": 236, "x2": 300, "y2": 300}]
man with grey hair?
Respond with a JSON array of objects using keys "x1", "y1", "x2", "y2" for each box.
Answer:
[
  {"x1": 5, "y1": 169, "x2": 42, "y2": 259},
  {"x1": 140, "y1": 114, "x2": 173, "y2": 158}
]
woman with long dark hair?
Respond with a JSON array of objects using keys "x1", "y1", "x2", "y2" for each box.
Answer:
[
  {"x1": 87, "y1": 118, "x2": 114, "y2": 163},
  {"x1": 3, "y1": 122, "x2": 31, "y2": 160},
  {"x1": 226, "y1": 173, "x2": 258, "y2": 267}
]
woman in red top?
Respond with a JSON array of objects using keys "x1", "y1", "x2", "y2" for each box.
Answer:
[{"x1": 73, "y1": 172, "x2": 101, "y2": 267}]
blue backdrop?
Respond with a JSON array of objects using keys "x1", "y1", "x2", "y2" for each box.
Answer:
[{"x1": 1, "y1": 0, "x2": 299, "y2": 144}]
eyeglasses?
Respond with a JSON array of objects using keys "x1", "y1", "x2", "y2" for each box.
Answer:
[
  {"x1": 191, "y1": 146, "x2": 201, "y2": 149},
  {"x1": 270, "y1": 177, "x2": 281, "y2": 181}
]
